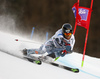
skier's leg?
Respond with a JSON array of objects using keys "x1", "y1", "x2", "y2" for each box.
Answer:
[
  {"x1": 22, "y1": 45, "x2": 45, "y2": 56},
  {"x1": 36, "y1": 41, "x2": 56, "y2": 61},
  {"x1": 42, "y1": 41, "x2": 55, "y2": 54}
]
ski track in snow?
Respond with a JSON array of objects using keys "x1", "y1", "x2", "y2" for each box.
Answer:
[
  {"x1": 0, "y1": 31, "x2": 100, "y2": 79},
  {"x1": 58, "y1": 59, "x2": 100, "y2": 79}
]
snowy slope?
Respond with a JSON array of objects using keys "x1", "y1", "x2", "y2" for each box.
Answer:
[{"x1": 0, "y1": 31, "x2": 100, "y2": 79}]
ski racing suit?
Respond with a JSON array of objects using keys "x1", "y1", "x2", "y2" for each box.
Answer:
[{"x1": 26, "y1": 29, "x2": 75, "y2": 58}]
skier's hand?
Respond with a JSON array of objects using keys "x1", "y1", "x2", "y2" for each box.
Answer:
[
  {"x1": 65, "y1": 45, "x2": 71, "y2": 53},
  {"x1": 60, "y1": 45, "x2": 72, "y2": 57},
  {"x1": 60, "y1": 50, "x2": 67, "y2": 57}
]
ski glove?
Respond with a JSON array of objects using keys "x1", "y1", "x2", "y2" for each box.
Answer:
[
  {"x1": 59, "y1": 50, "x2": 66, "y2": 57},
  {"x1": 60, "y1": 45, "x2": 71, "y2": 57}
]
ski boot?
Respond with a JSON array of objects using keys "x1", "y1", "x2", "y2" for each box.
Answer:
[
  {"x1": 34, "y1": 60, "x2": 42, "y2": 65},
  {"x1": 22, "y1": 48, "x2": 27, "y2": 55}
]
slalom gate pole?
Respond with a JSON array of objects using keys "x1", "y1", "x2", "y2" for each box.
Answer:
[
  {"x1": 81, "y1": 29, "x2": 89, "y2": 67},
  {"x1": 81, "y1": 0, "x2": 93, "y2": 67},
  {"x1": 31, "y1": 27, "x2": 35, "y2": 40},
  {"x1": 90, "y1": 0, "x2": 93, "y2": 9},
  {"x1": 73, "y1": 22, "x2": 77, "y2": 35},
  {"x1": 73, "y1": 0, "x2": 79, "y2": 35},
  {"x1": 46, "y1": 32, "x2": 48, "y2": 41}
]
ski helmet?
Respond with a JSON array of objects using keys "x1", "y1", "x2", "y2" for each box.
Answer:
[{"x1": 62, "y1": 23, "x2": 73, "y2": 37}]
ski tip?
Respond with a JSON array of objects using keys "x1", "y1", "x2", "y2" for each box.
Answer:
[
  {"x1": 34, "y1": 60, "x2": 42, "y2": 65},
  {"x1": 71, "y1": 68, "x2": 79, "y2": 73}
]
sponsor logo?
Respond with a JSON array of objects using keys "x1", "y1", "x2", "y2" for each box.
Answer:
[
  {"x1": 65, "y1": 30, "x2": 70, "y2": 33},
  {"x1": 79, "y1": 9, "x2": 86, "y2": 14}
]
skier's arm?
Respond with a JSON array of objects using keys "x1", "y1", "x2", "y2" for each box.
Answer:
[{"x1": 53, "y1": 38, "x2": 64, "y2": 48}]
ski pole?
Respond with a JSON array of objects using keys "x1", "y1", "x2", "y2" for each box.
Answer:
[
  {"x1": 15, "y1": 39, "x2": 42, "y2": 44},
  {"x1": 54, "y1": 57, "x2": 60, "y2": 61}
]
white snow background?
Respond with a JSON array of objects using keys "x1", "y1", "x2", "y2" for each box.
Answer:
[{"x1": 0, "y1": 31, "x2": 100, "y2": 79}]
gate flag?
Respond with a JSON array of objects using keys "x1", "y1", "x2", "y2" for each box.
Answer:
[
  {"x1": 72, "y1": 0, "x2": 93, "y2": 67},
  {"x1": 72, "y1": 3, "x2": 92, "y2": 29}
]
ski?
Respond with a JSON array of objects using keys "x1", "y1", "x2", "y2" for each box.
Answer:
[
  {"x1": 50, "y1": 62, "x2": 79, "y2": 73},
  {"x1": 24, "y1": 57, "x2": 42, "y2": 65},
  {"x1": 24, "y1": 55, "x2": 79, "y2": 73},
  {"x1": 49, "y1": 62, "x2": 79, "y2": 73}
]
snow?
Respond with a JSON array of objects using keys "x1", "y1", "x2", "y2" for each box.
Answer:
[{"x1": 0, "y1": 31, "x2": 100, "y2": 79}]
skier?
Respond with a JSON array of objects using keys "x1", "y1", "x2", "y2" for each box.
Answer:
[{"x1": 23, "y1": 23, "x2": 75, "y2": 60}]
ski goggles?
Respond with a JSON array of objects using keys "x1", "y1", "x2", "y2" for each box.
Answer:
[{"x1": 64, "y1": 33, "x2": 72, "y2": 36}]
